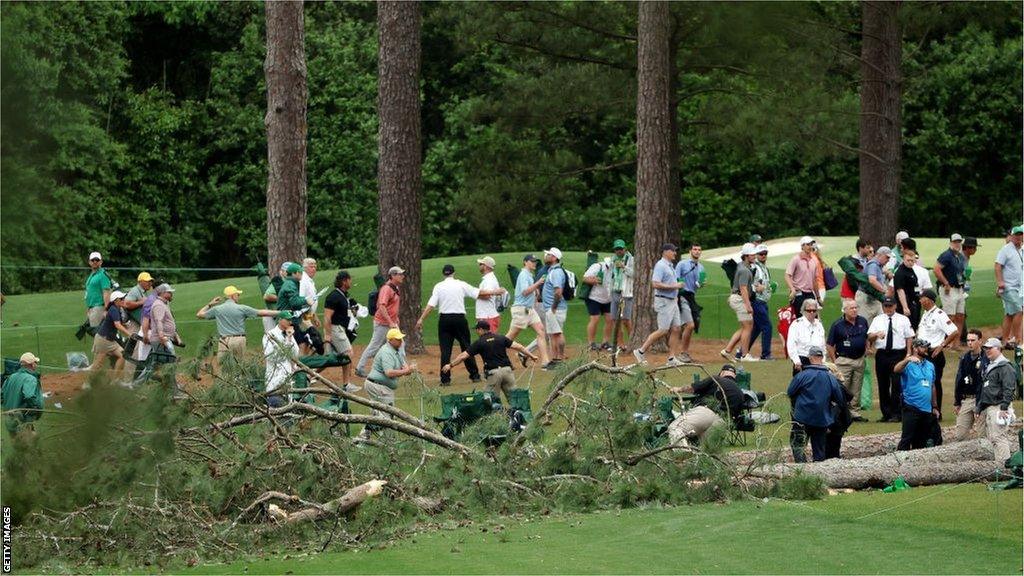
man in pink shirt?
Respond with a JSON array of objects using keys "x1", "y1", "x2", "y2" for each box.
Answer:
[
  {"x1": 786, "y1": 236, "x2": 823, "y2": 315},
  {"x1": 355, "y1": 266, "x2": 405, "y2": 377}
]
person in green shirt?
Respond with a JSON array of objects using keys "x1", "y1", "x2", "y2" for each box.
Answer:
[
  {"x1": 276, "y1": 263, "x2": 312, "y2": 317},
  {"x1": 196, "y1": 285, "x2": 279, "y2": 365},
  {"x1": 84, "y1": 251, "x2": 113, "y2": 328},
  {"x1": 2, "y1": 353, "x2": 44, "y2": 435},
  {"x1": 356, "y1": 328, "x2": 419, "y2": 441}
]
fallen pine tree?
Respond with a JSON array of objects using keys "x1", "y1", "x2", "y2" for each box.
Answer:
[{"x1": 744, "y1": 439, "x2": 1002, "y2": 489}]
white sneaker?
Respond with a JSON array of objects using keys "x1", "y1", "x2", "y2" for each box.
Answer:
[
  {"x1": 677, "y1": 353, "x2": 693, "y2": 363},
  {"x1": 740, "y1": 355, "x2": 760, "y2": 362},
  {"x1": 343, "y1": 383, "x2": 362, "y2": 393},
  {"x1": 719, "y1": 349, "x2": 731, "y2": 360},
  {"x1": 665, "y1": 357, "x2": 685, "y2": 368},
  {"x1": 633, "y1": 349, "x2": 647, "y2": 364}
]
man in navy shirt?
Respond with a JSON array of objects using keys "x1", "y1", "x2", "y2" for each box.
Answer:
[
  {"x1": 935, "y1": 234, "x2": 968, "y2": 339},
  {"x1": 894, "y1": 339, "x2": 941, "y2": 450},
  {"x1": 826, "y1": 300, "x2": 870, "y2": 422}
]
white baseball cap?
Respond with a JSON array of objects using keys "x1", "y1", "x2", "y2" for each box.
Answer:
[
  {"x1": 799, "y1": 236, "x2": 815, "y2": 246},
  {"x1": 740, "y1": 243, "x2": 758, "y2": 256},
  {"x1": 895, "y1": 231, "x2": 910, "y2": 243},
  {"x1": 110, "y1": 290, "x2": 127, "y2": 300},
  {"x1": 89, "y1": 251, "x2": 102, "y2": 261},
  {"x1": 19, "y1": 352, "x2": 40, "y2": 364},
  {"x1": 756, "y1": 244, "x2": 769, "y2": 254},
  {"x1": 544, "y1": 247, "x2": 563, "y2": 260}
]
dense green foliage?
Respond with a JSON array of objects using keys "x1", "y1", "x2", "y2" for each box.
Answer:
[{"x1": 1, "y1": 1, "x2": 1020, "y2": 294}]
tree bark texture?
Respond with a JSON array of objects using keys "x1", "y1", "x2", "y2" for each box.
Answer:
[
  {"x1": 666, "y1": 18, "x2": 682, "y2": 249},
  {"x1": 377, "y1": 0, "x2": 425, "y2": 353},
  {"x1": 631, "y1": 0, "x2": 673, "y2": 349},
  {"x1": 265, "y1": 480, "x2": 387, "y2": 525},
  {"x1": 748, "y1": 439, "x2": 999, "y2": 489},
  {"x1": 857, "y1": 0, "x2": 902, "y2": 250},
  {"x1": 264, "y1": 0, "x2": 308, "y2": 273}
]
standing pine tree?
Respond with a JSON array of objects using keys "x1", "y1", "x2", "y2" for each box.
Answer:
[
  {"x1": 631, "y1": 0, "x2": 673, "y2": 349},
  {"x1": 858, "y1": 0, "x2": 902, "y2": 249},
  {"x1": 377, "y1": 0, "x2": 425, "y2": 353},
  {"x1": 264, "y1": 0, "x2": 308, "y2": 272}
]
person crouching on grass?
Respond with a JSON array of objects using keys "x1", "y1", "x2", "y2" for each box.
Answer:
[{"x1": 356, "y1": 328, "x2": 419, "y2": 441}]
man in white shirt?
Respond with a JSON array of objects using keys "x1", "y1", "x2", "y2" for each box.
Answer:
[
  {"x1": 417, "y1": 264, "x2": 505, "y2": 385},
  {"x1": 299, "y1": 257, "x2": 321, "y2": 331},
  {"x1": 263, "y1": 314, "x2": 301, "y2": 407},
  {"x1": 475, "y1": 256, "x2": 503, "y2": 333},
  {"x1": 787, "y1": 298, "x2": 825, "y2": 375},
  {"x1": 583, "y1": 257, "x2": 614, "y2": 352},
  {"x1": 867, "y1": 297, "x2": 916, "y2": 422},
  {"x1": 917, "y1": 289, "x2": 959, "y2": 416}
]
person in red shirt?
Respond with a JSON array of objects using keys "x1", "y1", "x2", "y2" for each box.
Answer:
[{"x1": 355, "y1": 266, "x2": 406, "y2": 378}]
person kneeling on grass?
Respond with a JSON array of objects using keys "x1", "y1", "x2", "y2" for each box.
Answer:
[
  {"x1": 666, "y1": 364, "x2": 746, "y2": 448},
  {"x1": 443, "y1": 320, "x2": 538, "y2": 407},
  {"x1": 2, "y1": 352, "x2": 44, "y2": 435},
  {"x1": 357, "y1": 328, "x2": 419, "y2": 441}
]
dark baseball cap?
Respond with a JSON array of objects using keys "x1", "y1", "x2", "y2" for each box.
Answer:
[
  {"x1": 473, "y1": 320, "x2": 491, "y2": 330},
  {"x1": 882, "y1": 296, "x2": 896, "y2": 306},
  {"x1": 661, "y1": 242, "x2": 678, "y2": 252},
  {"x1": 720, "y1": 364, "x2": 737, "y2": 375},
  {"x1": 523, "y1": 254, "x2": 538, "y2": 263},
  {"x1": 964, "y1": 237, "x2": 979, "y2": 248},
  {"x1": 442, "y1": 264, "x2": 455, "y2": 276},
  {"x1": 920, "y1": 289, "x2": 938, "y2": 302}
]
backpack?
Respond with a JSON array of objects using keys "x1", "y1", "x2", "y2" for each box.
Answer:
[
  {"x1": 561, "y1": 269, "x2": 577, "y2": 301},
  {"x1": 721, "y1": 259, "x2": 738, "y2": 285},
  {"x1": 367, "y1": 283, "x2": 399, "y2": 316}
]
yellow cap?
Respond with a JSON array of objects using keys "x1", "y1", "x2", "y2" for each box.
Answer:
[
  {"x1": 386, "y1": 328, "x2": 405, "y2": 340},
  {"x1": 137, "y1": 272, "x2": 154, "y2": 282},
  {"x1": 223, "y1": 285, "x2": 243, "y2": 297}
]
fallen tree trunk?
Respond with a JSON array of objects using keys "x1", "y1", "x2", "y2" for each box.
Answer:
[
  {"x1": 732, "y1": 427, "x2": 961, "y2": 466},
  {"x1": 264, "y1": 480, "x2": 388, "y2": 525},
  {"x1": 747, "y1": 439, "x2": 1000, "y2": 489}
]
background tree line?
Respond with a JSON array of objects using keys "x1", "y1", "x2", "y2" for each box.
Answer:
[{"x1": 1, "y1": 1, "x2": 1020, "y2": 295}]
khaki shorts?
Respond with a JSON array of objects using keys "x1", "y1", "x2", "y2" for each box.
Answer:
[
  {"x1": 87, "y1": 306, "x2": 106, "y2": 328},
  {"x1": 217, "y1": 335, "x2": 248, "y2": 358},
  {"x1": 654, "y1": 297, "x2": 681, "y2": 330},
  {"x1": 510, "y1": 306, "x2": 542, "y2": 330},
  {"x1": 328, "y1": 324, "x2": 353, "y2": 355},
  {"x1": 940, "y1": 287, "x2": 966, "y2": 316},
  {"x1": 855, "y1": 291, "x2": 883, "y2": 323},
  {"x1": 92, "y1": 335, "x2": 122, "y2": 357},
  {"x1": 728, "y1": 294, "x2": 753, "y2": 322},
  {"x1": 545, "y1": 309, "x2": 567, "y2": 334}
]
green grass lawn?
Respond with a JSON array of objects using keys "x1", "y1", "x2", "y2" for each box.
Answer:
[
  {"x1": 186, "y1": 484, "x2": 1022, "y2": 574},
  {"x1": 0, "y1": 236, "x2": 1009, "y2": 371}
]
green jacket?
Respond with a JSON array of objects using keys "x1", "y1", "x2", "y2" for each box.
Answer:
[
  {"x1": 276, "y1": 277, "x2": 308, "y2": 312},
  {"x1": 2, "y1": 367, "x2": 44, "y2": 433}
]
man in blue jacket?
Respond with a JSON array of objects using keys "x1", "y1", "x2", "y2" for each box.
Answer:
[{"x1": 787, "y1": 345, "x2": 846, "y2": 462}]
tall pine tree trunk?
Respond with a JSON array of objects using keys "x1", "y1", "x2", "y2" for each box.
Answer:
[
  {"x1": 377, "y1": 0, "x2": 425, "y2": 354},
  {"x1": 264, "y1": 0, "x2": 308, "y2": 273},
  {"x1": 631, "y1": 0, "x2": 672, "y2": 349},
  {"x1": 858, "y1": 0, "x2": 901, "y2": 250},
  {"x1": 666, "y1": 29, "x2": 682, "y2": 248}
]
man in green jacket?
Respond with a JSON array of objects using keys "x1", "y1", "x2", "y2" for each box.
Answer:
[
  {"x1": 276, "y1": 263, "x2": 313, "y2": 319},
  {"x1": 2, "y1": 352, "x2": 44, "y2": 435}
]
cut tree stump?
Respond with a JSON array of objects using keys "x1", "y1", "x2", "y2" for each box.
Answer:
[{"x1": 263, "y1": 480, "x2": 388, "y2": 525}]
